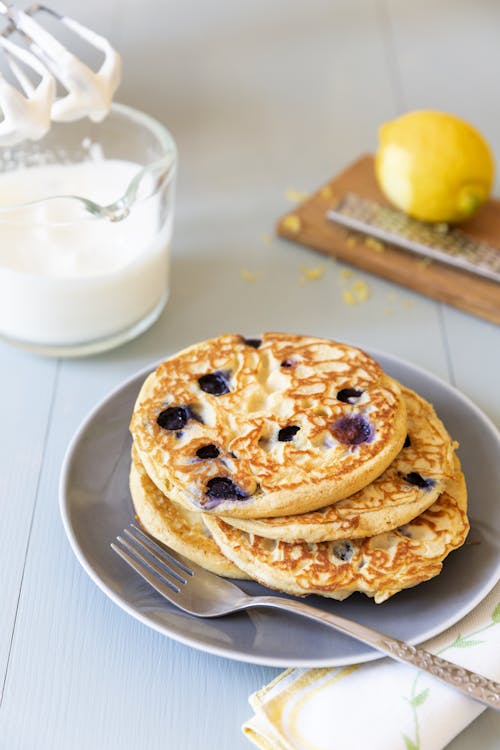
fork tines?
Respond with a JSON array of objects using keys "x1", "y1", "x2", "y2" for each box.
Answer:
[{"x1": 111, "y1": 524, "x2": 193, "y2": 599}]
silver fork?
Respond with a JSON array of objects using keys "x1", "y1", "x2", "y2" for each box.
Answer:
[{"x1": 112, "y1": 524, "x2": 500, "y2": 711}]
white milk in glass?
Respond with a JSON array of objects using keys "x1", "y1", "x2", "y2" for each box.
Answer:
[{"x1": 0, "y1": 159, "x2": 171, "y2": 350}]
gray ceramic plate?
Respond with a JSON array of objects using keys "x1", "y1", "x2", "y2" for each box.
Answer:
[{"x1": 59, "y1": 351, "x2": 500, "y2": 667}]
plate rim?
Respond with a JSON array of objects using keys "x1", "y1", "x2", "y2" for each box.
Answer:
[{"x1": 59, "y1": 348, "x2": 500, "y2": 667}]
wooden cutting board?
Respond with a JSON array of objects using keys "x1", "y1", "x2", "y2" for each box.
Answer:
[{"x1": 276, "y1": 154, "x2": 500, "y2": 324}]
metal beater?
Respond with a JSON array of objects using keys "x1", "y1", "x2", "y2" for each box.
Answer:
[{"x1": 0, "y1": 3, "x2": 121, "y2": 145}]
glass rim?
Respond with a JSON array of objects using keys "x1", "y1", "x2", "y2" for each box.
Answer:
[{"x1": 0, "y1": 102, "x2": 177, "y2": 225}]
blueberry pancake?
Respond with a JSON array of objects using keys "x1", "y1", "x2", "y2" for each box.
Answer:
[
  {"x1": 203, "y1": 457, "x2": 468, "y2": 603},
  {"x1": 220, "y1": 386, "x2": 457, "y2": 542},
  {"x1": 129, "y1": 446, "x2": 248, "y2": 579},
  {"x1": 130, "y1": 333, "x2": 407, "y2": 519}
]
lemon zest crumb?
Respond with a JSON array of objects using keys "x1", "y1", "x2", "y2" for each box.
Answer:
[
  {"x1": 364, "y1": 236, "x2": 385, "y2": 252},
  {"x1": 281, "y1": 214, "x2": 301, "y2": 234},
  {"x1": 300, "y1": 265, "x2": 326, "y2": 282},
  {"x1": 339, "y1": 274, "x2": 372, "y2": 305},
  {"x1": 352, "y1": 280, "x2": 370, "y2": 301},
  {"x1": 285, "y1": 188, "x2": 309, "y2": 203},
  {"x1": 320, "y1": 186, "x2": 335, "y2": 200},
  {"x1": 240, "y1": 269, "x2": 260, "y2": 282}
]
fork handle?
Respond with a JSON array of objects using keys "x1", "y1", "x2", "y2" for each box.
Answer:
[{"x1": 252, "y1": 596, "x2": 500, "y2": 711}]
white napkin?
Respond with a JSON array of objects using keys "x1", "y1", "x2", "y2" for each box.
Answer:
[{"x1": 243, "y1": 583, "x2": 500, "y2": 750}]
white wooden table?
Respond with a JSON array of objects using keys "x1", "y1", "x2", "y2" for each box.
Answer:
[{"x1": 1, "y1": 1, "x2": 499, "y2": 748}]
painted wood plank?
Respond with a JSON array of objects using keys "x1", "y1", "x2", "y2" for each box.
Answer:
[
  {"x1": 116, "y1": 0, "x2": 401, "y2": 201},
  {"x1": 0, "y1": 344, "x2": 58, "y2": 700}
]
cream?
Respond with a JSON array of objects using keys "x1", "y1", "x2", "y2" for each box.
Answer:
[
  {"x1": 0, "y1": 7, "x2": 121, "y2": 146},
  {"x1": 0, "y1": 159, "x2": 171, "y2": 347}
]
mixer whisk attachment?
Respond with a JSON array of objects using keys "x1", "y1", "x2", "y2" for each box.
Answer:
[
  {"x1": 0, "y1": 2, "x2": 121, "y2": 145},
  {"x1": 0, "y1": 33, "x2": 53, "y2": 145}
]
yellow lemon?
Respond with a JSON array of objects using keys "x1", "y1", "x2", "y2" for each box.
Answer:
[{"x1": 375, "y1": 110, "x2": 495, "y2": 223}]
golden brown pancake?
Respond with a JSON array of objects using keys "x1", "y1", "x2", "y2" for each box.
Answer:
[
  {"x1": 130, "y1": 333, "x2": 407, "y2": 519},
  {"x1": 203, "y1": 458, "x2": 468, "y2": 603},
  {"x1": 220, "y1": 386, "x2": 457, "y2": 541},
  {"x1": 129, "y1": 446, "x2": 247, "y2": 579}
]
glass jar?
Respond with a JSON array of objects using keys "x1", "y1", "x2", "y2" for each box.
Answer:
[{"x1": 0, "y1": 103, "x2": 177, "y2": 356}]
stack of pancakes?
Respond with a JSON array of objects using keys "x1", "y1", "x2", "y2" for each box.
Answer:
[{"x1": 129, "y1": 333, "x2": 469, "y2": 603}]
